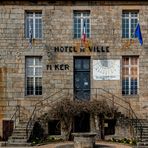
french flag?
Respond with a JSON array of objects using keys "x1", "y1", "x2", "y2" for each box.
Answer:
[{"x1": 81, "y1": 21, "x2": 86, "y2": 42}]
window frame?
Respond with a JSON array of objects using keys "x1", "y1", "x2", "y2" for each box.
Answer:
[
  {"x1": 73, "y1": 10, "x2": 91, "y2": 39},
  {"x1": 122, "y1": 10, "x2": 139, "y2": 39},
  {"x1": 122, "y1": 56, "x2": 139, "y2": 96},
  {"x1": 25, "y1": 57, "x2": 42, "y2": 96},
  {"x1": 25, "y1": 11, "x2": 42, "y2": 39}
]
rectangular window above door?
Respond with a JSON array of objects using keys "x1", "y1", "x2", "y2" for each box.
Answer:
[{"x1": 73, "y1": 11, "x2": 90, "y2": 39}]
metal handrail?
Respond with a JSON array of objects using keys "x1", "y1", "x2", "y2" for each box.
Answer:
[
  {"x1": 96, "y1": 88, "x2": 143, "y2": 140},
  {"x1": 26, "y1": 89, "x2": 67, "y2": 139},
  {"x1": 4, "y1": 105, "x2": 20, "y2": 145},
  {"x1": 11, "y1": 105, "x2": 20, "y2": 128},
  {"x1": 25, "y1": 88, "x2": 143, "y2": 141}
]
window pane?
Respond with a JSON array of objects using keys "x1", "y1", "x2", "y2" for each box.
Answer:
[
  {"x1": 131, "y1": 12, "x2": 138, "y2": 17},
  {"x1": 26, "y1": 58, "x2": 34, "y2": 66},
  {"x1": 122, "y1": 57, "x2": 129, "y2": 65},
  {"x1": 35, "y1": 57, "x2": 42, "y2": 65},
  {"x1": 83, "y1": 59, "x2": 90, "y2": 70},
  {"x1": 27, "y1": 67, "x2": 34, "y2": 76},
  {"x1": 35, "y1": 77, "x2": 42, "y2": 95},
  {"x1": 122, "y1": 78, "x2": 129, "y2": 95},
  {"x1": 73, "y1": 11, "x2": 90, "y2": 39},
  {"x1": 122, "y1": 57, "x2": 138, "y2": 96},
  {"x1": 35, "y1": 12, "x2": 42, "y2": 17},
  {"x1": 86, "y1": 19, "x2": 90, "y2": 38},
  {"x1": 26, "y1": 57, "x2": 42, "y2": 96},
  {"x1": 131, "y1": 57, "x2": 138, "y2": 65},
  {"x1": 131, "y1": 18, "x2": 137, "y2": 38},
  {"x1": 27, "y1": 77, "x2": 34, "y2": 95},
  {"x1": 122, "y1": 67, "x2": 129, "y2": 75},
  {"x1": 35, "y1": 67, "x2": 42, "y2": 76},
  {"x1": 131, "y1": 78, "x2": 137, "y2": 95},
  {"x1": 25, "y1": 17, "x2": 33, "y2": 38},
  {"x1": 35, "y1": 18, "x2": 42, "y2": 38},
  {"x1": 131, "y1": 67, "x2": 137, "y2": 75},
  {"x1": 75, "y1": 59, "x2": 81, "y2": 70},
  {"x1": 74, "y1": 12, "x2": 81, "y2": 17},
  {"x1": 25, "y1": 11, "x2": 42, "y2": 39},
  {"x1": 122, "y1": 17, "x2": 129, "y2": 38},
  {"x1": 122, "y1": 11, "x2": 138, "y2": 38}
]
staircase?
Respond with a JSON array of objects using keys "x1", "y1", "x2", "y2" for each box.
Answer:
[
  {"x1": 137, "y1": 120, "x2": 148, "y2": 148},
  {"x1": 5, "y1": 88, "x2": 144, "y2": 147},
  {"x1": 3, "y1": 105, "x2": 31, "y2": 147},
  {"x1": 7, "y1": 122, "x2": 30, "y2": 147},
  {"x1": 5, "y1": 89, "x2": 71, "y2": 147},
  {"x1": 95, "y1": 88, "x2": 144, "y2": 146}
]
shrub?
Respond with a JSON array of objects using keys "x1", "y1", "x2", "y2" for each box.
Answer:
[{"x1": 110, "y1": 137, "x2": 137, "y2": 145}]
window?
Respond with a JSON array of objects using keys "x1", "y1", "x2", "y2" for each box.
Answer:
[
  {"x1": 25, "y1": 11, "x2": 42, "y2": 39},
  {"x1": 73, "y1": 11, "x2": 90, "y2": 39},
  {"x1": 122, "y1": 11, "x2": 138, "y2": 38},
  {"x1": 122, "y1": 57, "x2": 139, "y2": 95},
  {"x1": 26, "y1": 57, "x2": 42, "y2": 96}
]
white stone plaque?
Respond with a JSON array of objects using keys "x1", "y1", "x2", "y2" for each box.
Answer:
[{"x1": 93, "y1": 60, "x2": 120, "y2": 80}]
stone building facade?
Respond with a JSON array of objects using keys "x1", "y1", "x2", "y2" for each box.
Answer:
[{"x1": 0, "y1": 0, "x2": 148, "y2": 140}]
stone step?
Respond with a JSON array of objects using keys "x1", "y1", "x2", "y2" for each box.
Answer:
[
  {"x1": 12, "y1": 133, "x2": 26, "y2": 137},
  {"x1": 136, "y1": 129, "x2": 146, "y2": 132},
  {"x1": 6, "y1": 142, "x2": 30, "y2": 147},
  {"x1": 11, "y1": 135, "x2": 27, "y2": 139},
  {"x1": 141, "y1": 139, "x2": 148, "y2": 143},
  {"x1": 9, "y1": 135, "x2": 27, "y2": 139},
  {"x1": 13, "y1": 131, "x2": 26, "y2": 134},
  {"x1": 140, "y1": 126, "x2": 148, "y2": 128},
  {"x1": 137, "y1": 146, "x2": 148, "y2": 148},
  {"x1": 13, "y1": 127, "x2": 31, "y2": 131},
  {"x1": 13, "y1": 129, "x2": 26, "y2": 133},
  {"x1": 133, "y1": 122, "x2": 148, "y2": 125},
  {"x1": 15, "y1": 124, "x2": 27, "y2": 128},
  {"x1": 138, "y1": 142, "x2": 148, "y2": 146},
  {"x1": 137, "y1": 134, "x2": 148, "y2": 138},
  {"x1": 13, "y1": 130, "x2": 26, "y2": 134},
  {"x1": 11, "y1": 131, "x2": 26, "y2": 135},
  {"x1": 138, "y1": 137, "x2": 148, "y2": 141},
  {"x1": 141, "y1": 132, "x2": 148, "y2": 135},
  {"x1": 138, "y1": 131, "x2": 148, "y2": 134},
  {"x1": 138, "y1": 139, "x2": 148, "y2": 142},
  {"x1": 138, "y1": 133, "x2": 148, "y2": 136},
  {"x1": 8, "y1": 138, "x2": 27, "y2": 142},
  {"x1": 137, "y1": 131, "x2": 148, "y2": 134},
  {"x1": 15, "y1": 126, "x2": 26, "y2": 130}
]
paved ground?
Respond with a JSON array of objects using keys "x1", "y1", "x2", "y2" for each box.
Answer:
[
  {"x1": 35, "y1": 141, "x2": 133, "y2": 148},
  {"x1": 0, "y1": 141, "x2": 133, "y2": 148}
]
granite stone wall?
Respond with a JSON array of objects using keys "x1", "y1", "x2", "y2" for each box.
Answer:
[{"x1": 0, "y1": 0, "x2": 148, "y2": 138}]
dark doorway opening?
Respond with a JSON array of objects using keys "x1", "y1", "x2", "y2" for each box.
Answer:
[
  {"x1": 3, "y1": 120, "x2": 14, "y2": 141},
  {"x1": 48, "y1": 120, "x2": 61, "y2": 135},
  {"x1": 73, "y1": 112, "x2": 90, "y2": 133},
  {"x1": 104, "y1": 119, "x2": 116, "y2": 135}
]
